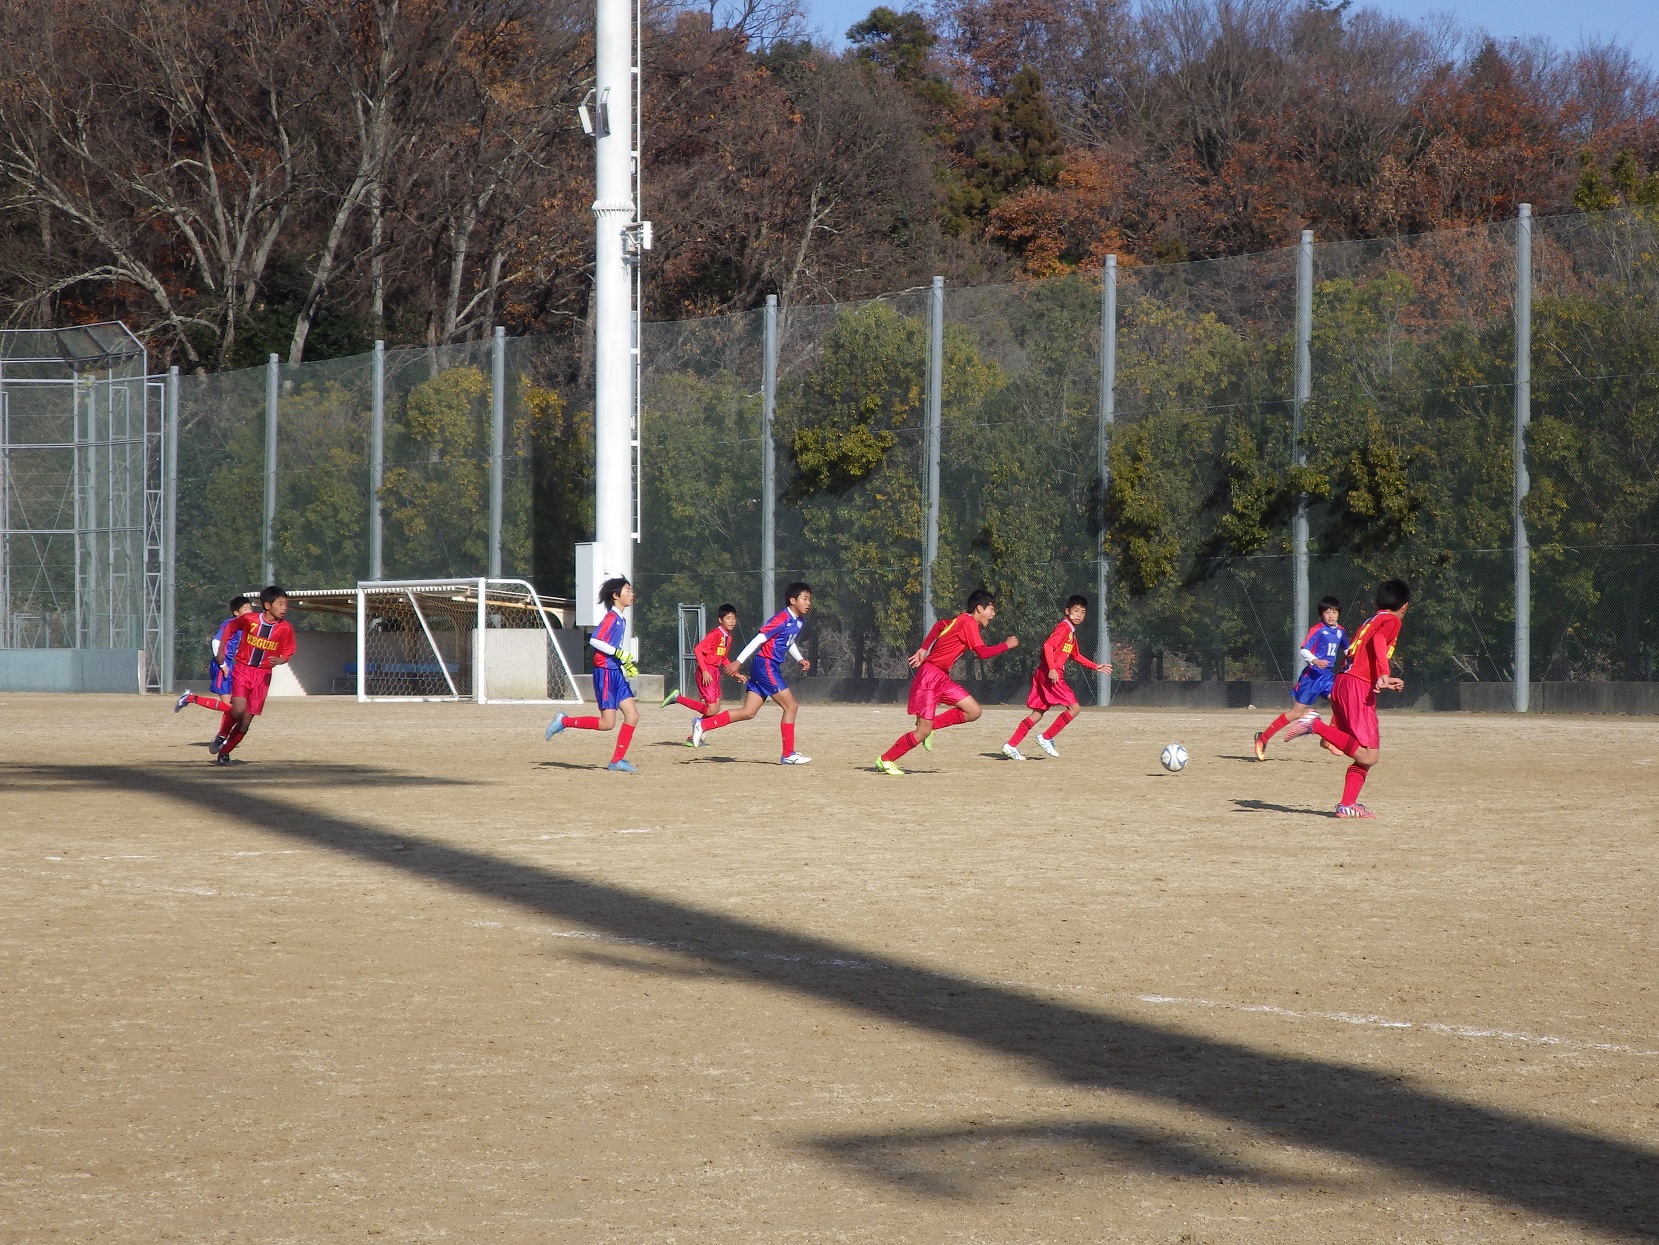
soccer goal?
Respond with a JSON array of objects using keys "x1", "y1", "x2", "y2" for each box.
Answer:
[{"x1": 350, "y1": 578, "x2": 582, "y2": 704}]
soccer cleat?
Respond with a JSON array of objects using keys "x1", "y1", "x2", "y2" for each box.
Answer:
[
  {"x1": 1282, "y1": 712, "x2": 1320, "y2": 742},
  {"x1": 174, "y1": 691, "x2": 193, "y2": 713},
  {"x1": 1001, "y1": 743, "x2": 1025, "y2": 761},
  {"x1": 876, "y1": 758, "x2": 906, "y2": 776},
  {"x1": 608, "y1": 759, "x2": 639, "y2": 773},
  {"x1": 208, "y1": 734, "x2": 226, "y2": 756},
  {"x1": 1253, "y1": 731, "x2": 1267, "y2": 761},
  {"x1": 1036, "y1": 734, "x2": 1059, "y2": 759},
  {"x1": 545, "y1": 712, "x2": 567, "y2": 740},
  {"x1": 215, "y1": 752, "x2": 233, "y2": 765},
  {"x1": 683, "y1": 733, "x2": 698, "y2": 748},
  {"x1": 781, "y1": 752, "x2": 812, "y2": 765},
  {"x1": 1334, "y1": 802, "x2": 1376, "y2": 819},
  {"x1": 922, "y1": 732, "x2": 934, "y2": 752},
  {"x1": 691, "y1": 717, "x2": 706, "y2": 748},
  {"x1": 661, "y1": 687, "x2": 680, "y2": 708}
]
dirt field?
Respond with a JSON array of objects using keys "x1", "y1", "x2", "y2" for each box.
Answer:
[{"x1": 2, "y1": 694, "x2": 1656, "y2": 1243}]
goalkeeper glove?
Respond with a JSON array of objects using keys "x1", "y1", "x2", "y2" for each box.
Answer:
[{"x1": 620, "y1": 653, "x2": 639, "y2": 679}]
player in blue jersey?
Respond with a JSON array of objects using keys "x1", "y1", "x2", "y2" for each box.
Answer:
[
  {"x1": 1254, "y1": 594, "x2": 1347, "y2": 760},
  {"x1": 174, "y1": 596, "x2": 254, "y2": 744},
  {"x1": 691, "y1": 581, "x2": 813, "y2": 764},
  {"x1": 544, "y1": 577, "x2": 642, "y2": 772}
]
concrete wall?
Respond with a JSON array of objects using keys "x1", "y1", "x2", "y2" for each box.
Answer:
[{"x1": 0, "y1": 649, "x2": 146, "y2": 693}]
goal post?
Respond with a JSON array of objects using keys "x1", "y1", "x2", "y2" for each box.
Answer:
[{"x1": 351, "y1": 578, "x2": 582, "y2": 704}]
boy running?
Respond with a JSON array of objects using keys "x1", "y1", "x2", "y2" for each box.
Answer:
[
  {"x1": 1284, "y1": 579, "x2": 1411, "y2": 818},
  {"x1": 174, "y1": 596, "x2": 254, "y2": 737},
  {"x1": 1254, "y1": 594, "x2": 1347, "y2": 760},
  {"x1": 545, "y1": 577, "x2": 643, "y2": 772},
  {"x1": 214, "y1": 585, "x2": 296, "y2": 764},
  {"x1": 1003, "y1": 594, "x2": 1110, "y2": 760},
  {"x1": 877, "y1": 589, "x2": 1019, "y2": 776},
  {"x1": 691, "y1": 582, "x2": 813, "y2": 764},
  {"x1": 662, "y1": 604, "x2": 739, "y2": 743}
]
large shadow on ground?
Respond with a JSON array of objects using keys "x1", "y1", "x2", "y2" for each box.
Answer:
[{"x1": 15, "y1": 761, "x2": 1657, "y2": 1239}]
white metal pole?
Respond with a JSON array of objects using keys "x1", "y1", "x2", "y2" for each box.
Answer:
[
  {"x1": 761, "y1": 294, "x2": 778, "y2": 620},
  {"x1": 490, "y1": 326, "x2": 505, "y2": 579},
  {"x1": 1097, "y1": 256, "x2": 1117, "y2": 707},
  {"x1": 1292, "y1": 230, "x2": 1313, "y2": 678},
  {"x1": 370, "y1": 340, "x2": 385, "y2": 580},
  {"x1": 356, "y1": 587, "x2": 367, "y2": 703},
  {"x1": 922, "y1": 275, "x2": 944, "y2": 632},
  {"x1": 592, "y1": 0, "x2": 636, "y2": 591},
  {"x1": 476, "y1": 576, "x2": 488, "y2": 703},
  {"x1": 263, "y1": 352, "x2": 278, "y2": 584},
  {"x1": 1514, "y1": 202, "x2": 1533, "y2": 712},
  {"x1": 161, "y1": 366, "x2": 179, "y2": 692}
]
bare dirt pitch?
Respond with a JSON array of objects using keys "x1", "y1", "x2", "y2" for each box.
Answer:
[{"x1": 2, "y1": 694, "x2": 1657, "y2": 1243}]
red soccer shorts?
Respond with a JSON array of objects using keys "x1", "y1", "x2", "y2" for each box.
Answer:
[
  {"x1": 695, "y1": 667, "x2": 721, "y2": 706},
  {"x1": 1330, "y1": 672, "x2": 1380, "y2": 750},
  {"x1": 231, "y1": 664, "x2": 274, "y2": 716},
  {"x1": 1026, "y1": 668, "x2": 1079, "y2": 712},
  {"x1": 907, "y1": 664, "x2": 969, "y2": 719}
]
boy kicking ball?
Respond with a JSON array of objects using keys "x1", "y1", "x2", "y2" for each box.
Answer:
[
  {"x1": 1254, "y1": 594, "x2": 1346, "y2": 760},
  {"x1": 545, "y1": 577, "x2": 643, "y2": 772},
  {"x1": 1284, "y1": 579, "x2": 1411, "y2": 818},
  {"x1": 1003, "y1": 594, "x2": 1109, "y2": 760}
]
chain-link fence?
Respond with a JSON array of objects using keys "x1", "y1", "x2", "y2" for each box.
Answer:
[{"x1": 144, "y1": 207, "x2": 1659, "y2": 695}]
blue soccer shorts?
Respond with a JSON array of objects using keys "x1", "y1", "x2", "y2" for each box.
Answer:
[
  {"x1": 593, "y1": 665, "x2": 635, "y2": 710},
  {"x1": 746, "y1": 661, "x2": 787, "y2": 699},
  {"x1": 1292, "y1": 667, "x2": 1335, "y2": 705}
]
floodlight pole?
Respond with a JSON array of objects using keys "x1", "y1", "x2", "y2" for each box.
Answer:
[
  {"x1": 490, "y1": 326, "x2": 505, "y2": 579},
  {"x1": 761, "y1": 293, "x2": 778, "y2": 619},
  {"x1": 370, "y1": 340, "x2": 385, "y2": 580},
  {"x1": 1514, "y1": 202, "x2": 1533, "y2": 711},
  {"x1": 161, "y1": 366, "x2": 179, "y2": 692},
  {"x1": 922, "y1": 275, "x2": 944, "y2": 632},
  {"x1": 1097, "y1": 256, "x2": 1117, "y2": 707},
  {"x1": 1291, "y1": 230, "x2": 1313, "y2": 678},
  {"x1": 591, "y1": 0, "x2": 639, "y2": 598},
  {"x1": 263, "y1": 352, "x2": 278, "y2": 584}
]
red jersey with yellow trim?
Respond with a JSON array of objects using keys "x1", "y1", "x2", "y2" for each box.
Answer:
[
  {"x1": 1041, "y1": 618, "x2": 1102, "y2": 675},
  {"x1": 229, "y1": 611, "x2": 296, "y2": 671},
  {"x1": 919, "y1": 613, "x2": 1012, "y2": 674},
  {"x1": 693, "y1": 624, "x2": 732, "y2": 674},
  {"x1": 1340, "y1": 609, "x2": 1402, "y2": 684}
]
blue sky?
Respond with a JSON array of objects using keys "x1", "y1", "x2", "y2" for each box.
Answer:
[{"x1": 797, "y1": 0, "x2": 1659, "y2": 66}]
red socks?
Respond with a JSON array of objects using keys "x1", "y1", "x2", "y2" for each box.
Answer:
[
  {"x1": 701, "y1": 710, "x2": 732, "y2": 733},
  {"x1": 610, "y1": 723, "x2": 635, "y2": 763},
  {"x1": 217, "y1": 709, "x2": 235, "y2": 737},
  {"x1": 1008, "y1": 717, "x2": 1035, "y2": 746},
  {"x1": 675, "y1": 694, "x2": 709, "y2": 714},
  {"x1": 931, "y1": 707, "x2": 967, "y2": 731},
  {"x1": 221, "y1": 727, "x2": 248, "y2": 757},
  {"x1": 781, "y1": 723, "x2": 796, "y2": 755},
  {"x1": 1341, "y1": 762, "x2": 1369, "y2": 806},
  {"x1": 1041, "y1": 712, "x2": 1075, "y2": 741},
  {"x1": 1309, "y1": 719, "x2": 1360, "y2": 756},
  {"x1": 192, "y1": 695, "x2": 231, "y2": 713},
  {"x1": 882, "y1": 732, "x2": 919, "y2": 762},
  {"x1": 1260, "y1": 712, "x2": 1291, "y2": 743},
  {"x1": 565, "y1": 715, "x2": 602, "y2": 730}
]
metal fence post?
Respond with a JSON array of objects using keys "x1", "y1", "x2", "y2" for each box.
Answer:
[
  {"x1": 1514, "y1": 202, "x2": 1533, "y2": 712},
  {"x1": 922, "y1": 275, "x2": 944, "y2": 632},
  {"x1": 1097, "y1": 256, "x2": 1117, "y2": 707},
  {"x1": 370, "y1": 340, "x2": 385, "y2": 580},
  {"x1": 1292, "y1": 230, "x2": 1313, "y2": 676},
  {"x1": 263, "y1": 353, "x2": 278, "y2": 585},
  {"x1": 161, "y1": 366, "x2": 179, "y2": 692},
  {"x1": 761, "y1": 294, "x2": 778, "y2": 619},
  {"x1": 490, "y1": 326, "x2": 505, "y2": 579}
]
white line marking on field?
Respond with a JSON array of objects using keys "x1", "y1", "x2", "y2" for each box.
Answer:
[
  {"x1": 1134, "y1": 994, "x2": 1659, "y2": 1057},
  {"x1": 617, "y1": 827, "x2": 654, "y2": 835}
]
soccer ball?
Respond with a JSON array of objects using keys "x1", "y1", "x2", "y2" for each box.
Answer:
[{"x1": 1160, "y1": 743, "x2": 1189, "y2": 772}]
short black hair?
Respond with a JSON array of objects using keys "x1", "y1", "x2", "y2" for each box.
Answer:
[
  {"x1": 966, "y1": 588, "x2": 996, "y2": 611},
  {"x1": 259, "y1": 584, "x2": 286, "y2": 607},
  {"x1": 229, "y1": 595, "x2": 251, "y2": 612},
  {"x1": 1375, "y1": 579, "x2": 1412, "y2": 610},
  {"x1": 598, "y1": 576, "x2": 630, "y2": 607},
  {"x1": 784, "y1": 581, "x2": 812, "y2": 602},
  {"x1": 1065, "y1": 594, "x2": 1089, "y2": 611},
  {"x1": 1318, "y1": 594, "x2": 1342, "y2": 612},
  {"x1": 716, "y1": 603, "x2": 737, "y2": 619}
]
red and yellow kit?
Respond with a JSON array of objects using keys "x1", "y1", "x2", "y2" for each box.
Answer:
[
  {"x1": 1340, "y1": 610, "x2": 1402, "y2": 686},
  {"x1": 228, "y1": 610, "x2": 296, "y2": 716},
  {"x1": 692, "y1": 624, "x2": 732, "y2": 697},
  {"x1": 1027, "y1": 618, "x2": 1103, "y2": 711},
  {"x1": 918, "y1": 613, "x2": 1012, "y2": 673}
]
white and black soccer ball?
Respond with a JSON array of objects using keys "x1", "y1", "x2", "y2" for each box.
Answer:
[{"x1": 1160, "y1": 743, "x2": 1189, "y2": 772}]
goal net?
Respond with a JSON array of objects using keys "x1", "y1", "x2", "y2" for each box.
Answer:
[{"x1": 352, "y1": 578, "x2": 582, "y2": 703}]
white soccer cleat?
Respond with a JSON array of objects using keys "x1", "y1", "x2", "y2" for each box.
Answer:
[
  {"x1": 691, "y1": 717, "x2": 706, "y2": 748},
  {"x1": 1001, "y1": 743, "x2": 1025, "y2": 761},
  {"x1": 1037, "y1": 735, "x2": 1059, "y2": 758},
  {"x1": 781, "y1": 752, "x2": 812, "y2": 765}
]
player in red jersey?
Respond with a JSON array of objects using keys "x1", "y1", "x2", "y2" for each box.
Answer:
[
  {"x1": 662, "y1": 604, "x2": 740, "y2": 743},
  {"x1": 214, "y1": 584, "x2": 297, "y2": 764},
  {"x1": 1284, "y1": 579, "x2": 1410, "y2": 818},
  {"x1": 1002, "y1": 594, "x2": 1111, "y2": 760},
  {"x1": 876, "y1": 589, "x2": 1019, "y2": 775}
]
